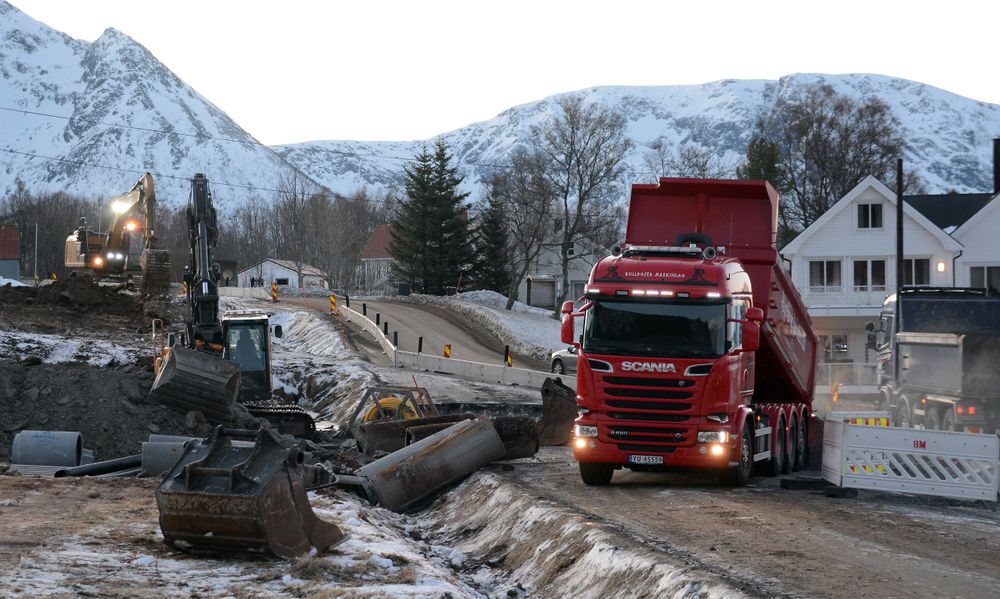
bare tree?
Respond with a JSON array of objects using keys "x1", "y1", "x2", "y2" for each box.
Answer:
[
  {"x1": 272, "y1": 173, "x2": 327, "y2": 286},
  {"x1": 757, "y1": 83, "x2": 918, "y2": 229},
  {"x1": 483, "y1": 149, "x2": 556, "y2": 310},
  {"x1": 643, "y1": 138, "x2": 732, "y2": 179},
  {"x1": 531, "y1": 94, "x2": 632, "y2": 316}
]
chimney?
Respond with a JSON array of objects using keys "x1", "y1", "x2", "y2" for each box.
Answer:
[{"x1": 994, "y1": 137, "x2": 1000, "y2": 195}]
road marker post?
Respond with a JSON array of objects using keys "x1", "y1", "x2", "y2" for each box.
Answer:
[
  {"x1": 443, "y1": 344, "x2": 452, "y2": 358},
  {"x1": 271, "y1": 281, "x2": 278, "y2": 303}
]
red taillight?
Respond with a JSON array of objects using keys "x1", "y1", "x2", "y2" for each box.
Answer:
[
  {"x1": 968, "y1": 406, "x2": 976, "y2": 415},
  {"x1": 956, "y1": 406, "x2": 964, "y2": 414}
]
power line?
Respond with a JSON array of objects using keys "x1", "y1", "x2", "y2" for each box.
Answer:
[{"x1": 0, "y1": 105, "x2": 517, "y2": 168}]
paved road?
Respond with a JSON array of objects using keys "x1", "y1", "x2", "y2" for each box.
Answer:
[{"x1": 284, "y1": 297, "x2": 518, "y2": 366}]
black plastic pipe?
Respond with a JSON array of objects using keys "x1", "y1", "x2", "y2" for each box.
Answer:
[{"x1": 54, "y1": 454, "x2": 141, "y2": 478}]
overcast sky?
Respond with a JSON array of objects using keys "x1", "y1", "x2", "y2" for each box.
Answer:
[{"x1": 11, "y1": 0, "x2": 996, "y2": 146}]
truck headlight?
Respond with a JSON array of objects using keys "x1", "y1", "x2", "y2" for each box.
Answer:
[
  {"x1": 697, "y1": 431, "x2": 729, "y2": 443},
  {"x1": 574, "y1": 425, "x2": 598, "y2": 438}
]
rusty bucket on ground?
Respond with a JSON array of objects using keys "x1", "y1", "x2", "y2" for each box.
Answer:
[
  {"x1": 536, "y1": 377, "x2": 578, "y2": 445},
  {"x1": 156, "y1": 426, "x2": 346, "y2": 559}
]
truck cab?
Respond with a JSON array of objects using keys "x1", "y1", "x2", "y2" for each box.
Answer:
[{"x1": 565, "y1": 178, "x2": 816, "y2": 486}]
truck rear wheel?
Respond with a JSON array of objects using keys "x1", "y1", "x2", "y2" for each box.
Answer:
[
  {"x1": 767, "y1": 417, "x2": 785, "y2": 476},
  {"x1": 579, "y1": 462, "x2": 614, "y2": 486},
  {"x1": 942, "y1": 409, "x2": 957, "y2": 432},
  {"x1": 895, "y1": 396, "x2": 913, "y2": 428},
  {"x1": 925, "y1": 405, "x2": 942, "y2": 430}
]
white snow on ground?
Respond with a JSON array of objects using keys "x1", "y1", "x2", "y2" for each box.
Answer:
[
  {"x1": 0, "y1": 330, "x2": 141, "y2": 366},
  {"x1": 0, "y1": 490, "x2": 500, "y2": 598},
  {"x1": 394, "y1": 290, "x2": 582, "y2": 362},
  {"x1": 0, "y1": 277, "x2": 26, "y2": 287}
]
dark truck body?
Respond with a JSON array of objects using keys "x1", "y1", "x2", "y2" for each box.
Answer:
[
  {"x1": 566, "y1": 178, "x2": 817, "y2": 485},
  {"x1": 873, "y1": 288, "x2": 1000, "y2": 433}
]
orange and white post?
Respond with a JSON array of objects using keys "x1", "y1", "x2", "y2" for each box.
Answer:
[
  {"x1": 443, "y1": 343, "x2": 452, "y2": 358},
  {"x1": 329, "y1": 294, "x2": 337, "y2": 313},
  {"x1": 271, "y1": 281, "x2": 278, "y2": 303}
]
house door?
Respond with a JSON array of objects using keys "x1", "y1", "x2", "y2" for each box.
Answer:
[{"x1": 529, "y1": 280, "x2": 555, "y2": 309}]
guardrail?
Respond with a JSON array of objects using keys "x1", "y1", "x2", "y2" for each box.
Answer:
[
  {"x1": 341, "y1": 304, "x2": 574, "y2": 389},
  {"x1": 822, "y1": 418, "x2": 999, "y2": 502}
]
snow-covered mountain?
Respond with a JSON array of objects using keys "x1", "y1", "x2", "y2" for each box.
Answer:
[
  {"x1": 0, "y1": 0, "x2": 320, "y2": 210},
  {"x1": 4, "y1": 0, "x2": 1000, "y2": 209},
  {"x1": 278, "y1": 75, "x2": 1000, "y2": 199}
]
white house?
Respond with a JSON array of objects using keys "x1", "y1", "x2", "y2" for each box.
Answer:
[
  {"x1": 780, "y1": 175, "x2": 999, "y2": 366},
  {"x1": 237, "y1": 259, "x2": 328, "y2": 289},
  {"x1": 517, "y1": 235, "x2": 606, "y2": 310}
]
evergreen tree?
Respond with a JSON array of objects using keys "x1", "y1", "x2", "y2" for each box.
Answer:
[
  {"x1": 469, "y1": 194, "x2": 512, "y2": 293},
  {"x1": 736, "y1": 137, "x2": 798, "y2": 247},
  {"x1": 389, "y1": 139, "x2": 471, "y2": 295}
]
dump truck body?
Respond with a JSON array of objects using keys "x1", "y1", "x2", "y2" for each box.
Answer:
[{"x1": 566, "y1": 178, "x2": 817, "y2": 484}]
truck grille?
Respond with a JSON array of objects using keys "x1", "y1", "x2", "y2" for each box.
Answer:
[
  {"x1": 606, "y1": 400, "x2": 688, "y2": 411},
  {"x1": 608, "y1": 412, "x2": 688, "y2": 422},
  {"x1": 599, "y1": 373, "x2": 697, "y2": 415},
  {"x1": 616, "y1": 444, "x2": 676, "y2": 453},
  {"x1": 607, "y1": 425, "x2": 689, "y2": 444}
]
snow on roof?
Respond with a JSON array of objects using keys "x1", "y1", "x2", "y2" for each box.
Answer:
[
  {"x1": 238, "y1": 259, "x2": 326, "y2": 278},
  {"x1": 361, "y1": 224, "x2": 392, "y2": 260}
]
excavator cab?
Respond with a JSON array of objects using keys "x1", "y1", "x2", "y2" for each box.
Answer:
[{"x1": 222, "y1": 314, "x2": 280, "y2": 403}]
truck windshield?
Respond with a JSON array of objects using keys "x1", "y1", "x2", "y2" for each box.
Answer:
[{"x1": 583, "y1": 300, "x2": 727, "y2": 358}]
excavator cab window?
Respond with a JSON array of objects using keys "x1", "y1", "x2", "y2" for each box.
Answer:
[{"x1": 225, "y1": 324, "x2": 266, "y2": 373}]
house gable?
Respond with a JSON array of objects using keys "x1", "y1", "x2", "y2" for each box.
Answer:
[
  {"x1": 781, "y1": 176, "x2": 962, "y2": 257},
  {"x1": 951, "y1": 195, "x2": 1000, "y2": 273}
]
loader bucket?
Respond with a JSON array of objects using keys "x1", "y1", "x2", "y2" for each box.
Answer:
[
  {"x1": 156, "y1": 426, "x2": 346, "y2": 559},
  {"x1": 139, "y1": 248, "x2": 172, "y2": 295},
  {"x1": 149, "y1": 346, "x2": 241, "y2": 423},
  {"x1": 536, "y1": 377, "x2": 578, "y2": 446}
]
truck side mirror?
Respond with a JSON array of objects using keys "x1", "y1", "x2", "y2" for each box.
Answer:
[
  {"x1": 560, "y1": 300, "x2": 575, "y2": 315},
  {"x1": 561, "y1": 313, "x2": 576, "y2": 346},
  {"x1": 741, "y1": 321, "x2": 760, "y2": 352},
  {"x1": 273, "y1": 325, "x2": 283, "y2": 339},
  {"x1": 745, "y1": 307, "x2": 764, "y2": 322}
]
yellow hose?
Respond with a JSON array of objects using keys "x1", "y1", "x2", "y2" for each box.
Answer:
[{"x1": 363, "y1": 396, "x2": 419, "y2": 423}]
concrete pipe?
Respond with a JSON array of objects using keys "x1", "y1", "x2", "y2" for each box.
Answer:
[{"x1": 11, "y1": 430, "x2": 83, "y2": 467}]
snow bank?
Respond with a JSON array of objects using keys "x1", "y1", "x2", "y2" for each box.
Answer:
[
  {"x1": 0, "y1": 276, "x2": 26, "y2": 287},
  {"x1": 424, "y1": 472, "x2": 746, "y2": 598},
  {"x1": 396, "y1": 291, "x2": 580, "y2": 362}
]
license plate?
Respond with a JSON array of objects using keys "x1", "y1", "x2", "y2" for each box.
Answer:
[{"x1": 627, "y1": 454, "x2": 663, "y2": 465}]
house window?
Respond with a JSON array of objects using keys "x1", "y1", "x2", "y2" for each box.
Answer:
[
  {"x1": 809, "y1": 260, "x2": 842, "y2": 290},
  {"x1": 857, "y1": 203, "x2": 883, "y2": 229},
  {"x1": 970, "y1": 265, "x2": 1000, "y2": 291},
  {"x1": 853, "y1": 259, "x2": 886, "y2": 291},
  {"x1": 902, "y1": 259, "x2": 930, "y2": 286},
  {"x1": 275, "y1": 278, "x2": 289, "y2": 286}
]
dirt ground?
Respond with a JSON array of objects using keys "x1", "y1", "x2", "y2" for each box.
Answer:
[{"x1": 500, "y1": 447, "x2": 1000, "y2": 599}]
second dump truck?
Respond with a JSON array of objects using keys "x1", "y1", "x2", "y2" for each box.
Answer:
[{"x1": 562, "y1": 178, "x2": 817, "y2": 485}]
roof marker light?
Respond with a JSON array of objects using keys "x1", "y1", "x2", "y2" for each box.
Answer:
[
  {"x1": 707, "y1": 292, "x2": 721, "y2": 298},
  {"x1": 632, "y1": 290, "x2": 646, "y2": 296},
  {"x1": 615, "y1": 290, "x2": 628, "y2": 296}
]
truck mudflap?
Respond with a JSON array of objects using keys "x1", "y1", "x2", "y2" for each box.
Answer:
[
  {"x1": 149, "y1": 346, "x2": 240, "y2": 423},
  {"x1": 156, "y1": 426, "x2": 346, "y2": 559}
]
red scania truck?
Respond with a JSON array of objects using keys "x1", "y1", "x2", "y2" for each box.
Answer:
[{"x1": 561, "y1": 178, "x2": 817, "y2": 485}]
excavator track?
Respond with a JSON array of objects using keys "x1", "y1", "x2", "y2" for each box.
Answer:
[
  {"x1": 140, "y1": 248, "x2": 172, "y2": 296},
  {"x1": 244, "y1": 402, "x2": 317, "y2": 438}
]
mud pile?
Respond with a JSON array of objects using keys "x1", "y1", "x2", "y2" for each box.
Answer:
[{"x1": 0, "y1": 360, "x2": 206, "y2": 463}]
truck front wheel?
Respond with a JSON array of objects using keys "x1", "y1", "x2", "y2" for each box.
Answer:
[
  {"x1": 579, "y1": 462, "x2": 614, "y2": 486},
  {"x1": 722, "y1": 424, "x2": 753, "y2": 486}
]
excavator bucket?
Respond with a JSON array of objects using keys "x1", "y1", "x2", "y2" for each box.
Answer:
[
  {"x1": 536, "y1": 377, "x2": 579, "y2": 446},
  {"x1": 140, "y1": 248, "x2": 172, "y2": 295},
  {"x1": 156, "y1": 426, "x2": 346, "y2": 559},
  {"x1": 149, "y1": 346, "x2": 241, "y2": 424}
]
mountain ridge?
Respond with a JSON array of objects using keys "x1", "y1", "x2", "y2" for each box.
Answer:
[{"x1": 3, "y1": 0, "x2": 999, "y2": 209}]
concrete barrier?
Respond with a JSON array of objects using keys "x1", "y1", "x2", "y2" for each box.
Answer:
[
  {"x1": 342, "y1": 305, "x2": 576, "y2": 390},
  {"x1": 218, "y1": 287, "x2": 271, "y2": 301}
]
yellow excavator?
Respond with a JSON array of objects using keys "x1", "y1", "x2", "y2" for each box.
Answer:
[{"x1": 64, "y1": 172, "x2": 172, "y2": 294}]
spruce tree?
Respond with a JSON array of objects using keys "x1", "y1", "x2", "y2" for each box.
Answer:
[
  {"x1": 470, "y1": 194, "x2": 512, "y2": 293},
  {"x1": 389, "y1": 139, "x2": 471, "y2": 295}
]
